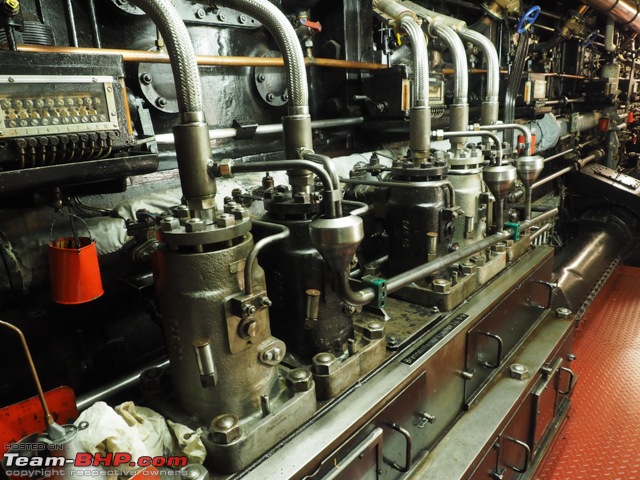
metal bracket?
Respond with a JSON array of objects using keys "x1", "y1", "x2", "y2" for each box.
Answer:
[
  {"x1": 232, "y1": 118, "x2": 258, "y2": 139},
  {"x1": 362, "y1": 275, "x2": 387, "y2": 308},
  {"x1": 504, "y1": 221, "x2": 520, "y2": 241},
  {"x1": 477, "y1": 331, "x2": 504, "y2": 369}
]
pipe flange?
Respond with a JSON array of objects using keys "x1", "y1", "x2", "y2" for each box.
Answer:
[
  {"x1": 391, "y1": 160, "x2": 449, "y2": 180},
  {"x1": 160, "y1": 217, "x2": 251, "y2": 248}
]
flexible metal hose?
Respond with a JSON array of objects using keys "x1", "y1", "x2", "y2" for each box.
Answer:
[
  {"x1": 129, "y1": 0, "x2": 203, "y2": 113},
  {"x1": 431, "y1": 22, "x2": 468, "y2": 104},
  {"x1": 459, "y1": 27, "x2": 499, "y2": 124},
  {"x1": 399, "y1": 17, "x2": 429, "y2": 106},
  {"x1": 217, "y1": 0, "x2": 308, "y2": 111}
]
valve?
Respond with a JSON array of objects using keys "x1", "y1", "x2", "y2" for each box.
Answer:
[{"x1": 517, "y1": 6, "x2": 541, "y2": 34}]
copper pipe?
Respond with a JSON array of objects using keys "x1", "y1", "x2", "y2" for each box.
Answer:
[
  {"x1": 16, "y1": 44, "x2": 387, "y2": 70},
  {"x1": 0, "y1": 320, "x2": 54, "y2": 426}
]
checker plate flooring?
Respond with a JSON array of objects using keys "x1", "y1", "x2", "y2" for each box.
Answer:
[{"x1": 536, "y1": 266, "x2": 640, "y2": 479}]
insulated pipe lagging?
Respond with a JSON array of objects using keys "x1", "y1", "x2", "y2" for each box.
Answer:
[
  {"x1": 583, "y1": 0, "x2": 640, "y2": 35},
  {"x1": 605, "y1": 17, "x2": 616, "y2": 52},
  {"x1": 129, "y1": 0, "x2": 202, "y2": 113},
  {"x1": 459, "y1": 27, "x2": 500, "y2": 125}
]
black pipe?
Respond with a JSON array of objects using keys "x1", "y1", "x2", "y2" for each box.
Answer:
[
  {"x1": 87, "y1": 0, "x2": 102, "y2": 48},
  {"x1": 63, "y1": 0, "x2": 79, "y2": 48}
]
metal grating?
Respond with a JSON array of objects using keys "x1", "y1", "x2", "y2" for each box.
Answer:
[{"x1": 536, "y1": 266, "x2": 640, "y2": 479}]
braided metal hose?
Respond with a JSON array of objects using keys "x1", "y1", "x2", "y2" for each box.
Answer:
[
  {"x1": 459, "y1": 28, "x2": 498, "y2": 100},
  {"x1": 459, "y1": 27, "x2": 499, "y2": 125},
  {"x1": 129, "y1": 0, "x2": 203, "y2": 113},
  {"x1": 398, "y1": 17, "x2": 429, "y2": 107},
  {"x1": 431, "y1": 22, "x2": 468, "y2": 104},
  {"x1": 217, "y1": 0, "x2": 309, "y2": 112}
]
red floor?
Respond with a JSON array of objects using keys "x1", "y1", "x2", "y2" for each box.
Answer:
[{"x1": 536, "y1": 266, "x2": 640, "y2": 479}]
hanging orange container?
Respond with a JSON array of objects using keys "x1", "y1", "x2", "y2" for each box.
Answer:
[{"x1": 48, "y1": 214, "x2": 104, "y2": 304}]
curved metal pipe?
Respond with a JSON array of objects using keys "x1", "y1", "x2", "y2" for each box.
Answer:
[
  {"x1": 459, "y1": 27, "x2": 500, "y2": 125},
  {"x1": 434, "y1": 130, "x2": 503, "y2": 164},
  {"x1": 336, "y1": 208, "x2": 559, "y2": 306},
  {"x1": 374, "y1": 0, "x2": 431, "y2": 156},
  {"x1": 478, "y1": 123, "x2": 533, "y2": 154},
  {"x1": 245, "y1": 221, "x2": 290, "y2": 295},
  {"x1": 217, "y1": 0, "x2": 307, "y2": 111},
  {"x1": 0, "y1": 320, "x2": 54, "y2": 427},
  {"x1": 228, "y1": 160, "x2": 338, "y2": 218},
  {"x1": 430, "y1": 21, "x2": 469, "y2": 147},
  {"x1": 342, "y1": 200, "x2": 371, "y2": 216},
  {"x1": 129, "y1": 0, "x2": 202, "y2": 113},
  {"x1": 303, "y1": 153, "x2": 340, "y2": 190}
]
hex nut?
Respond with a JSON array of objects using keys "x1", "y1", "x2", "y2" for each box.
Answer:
[
  {"x1": 312, "y1": 352, "x2": 337, "y2": 375},
  {"x1": 216, "y1": 213, "x2": 236, "y2": 228},
  {"x1": 219, "y1": 159, "x2": 233, "y2": 178},
  {"x1": 363, "y1": 321, "x2": 385, "y2": 340},
  {"x1": 160, "y1": 216, "x2": 180, "y2": 232},
  {"x1": 231, "y1": 207, "x2": 249, "y2": 220},
  {"x1": 431, "y1": 278, "x2": 452, "y2": 293},
  {"x1": 509, "y1": 363, "x2": 530, "y2": 380},
  {"x1": 172, "y1": 205, "x2": 190, "y2": 219},
  {"x1": 492, "y1": 242, "x2": 507, "y2": 253},
  {"x1": 210, "y1": 414, "x2": 241, "y2": 444},
  {"x1": 188, "y1": 197, "x2": 216, "y2": 212},
  {"x1": 460, "y1": 262, "x2": 477, "y2": 275},
  {"x1": 471, "y1": 254, "x2": 486, "y2": 267},
  {"x1": 286, "y1": 368, "x2": 313, "y2": 392},
  {"x1": 556, "y1": 307, "x2": 572, "y2": 319},
  {"x1": 224, "y1": 201, "x2": 239, "y2": 213},
  {"x1": 185, "y1": 218, "x2": 205, "y2": 232}
]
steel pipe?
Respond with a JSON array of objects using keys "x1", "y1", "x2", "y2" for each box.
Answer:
[
  {"x1": 228, "y1": 160, "x2": 338, "y2": 218},
  {"x1": 245, "y1": 221, "x2": 290, "y2": 295},
  {"x1": 336, "y1": 208, "x2": 559, "y2": 306},
  {"x1": 434, "y1": 130, "x2": 503, "y2": 164},
  {"x1": 459, "y1": 28, "x2": 500, "y2": 125},
  {"x1": 478, "y1": 123, "x2": 532, "y2": 154},
  {"x1": 16, "y1": 45, "x2": 386, "y2": 70},
  {"x1": 430, "y1": 21, "x2": 469, "y2": 146},
  {"x1": 155, "y1": 117, "x2": 365, "y2": 145}
]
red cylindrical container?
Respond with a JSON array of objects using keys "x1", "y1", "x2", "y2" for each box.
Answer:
[{"x1": 48, "y1": 236, "x2": 104, "y2": 304}]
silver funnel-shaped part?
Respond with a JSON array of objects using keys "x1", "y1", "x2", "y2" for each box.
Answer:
[
  {"x1": 515, "y1": 155, "x2": 544, "y2": 187},
  {"x1": 516, "y1": 155, "x2": 544, "y2": 221},
  {"x1": 309, "y1": 215, "x2": 364, "y2": 273},
  {"x1": 483, "y1": 164, "x2": 516, "y2": 232},
  {"x1": 483, "y1": 164, "x2": 517, "y2": 201}
]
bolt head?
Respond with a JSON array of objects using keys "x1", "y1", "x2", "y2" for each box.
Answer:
[
  {"x1": 471, "y1": 254, "x2": 487, "y2": 266},
  {"x1": 363, "y1": 321, "x2": 385, "y2": 340},
  {"x1": 286, "y1": 368, "x2": 313, "y2": 392},
  {"x1": 172, "y1": 205, "x2": 190, "y2": 219},
  {"x1": 160, "y1": 216, "x2": 180, "y2": 232},
  {"x1": 509, "y1": 363, "x2": 530, "y2": 380},
  {"x1": 195, "y1": 8, "x2": 205, "y2": 19},
  {"x1": 140, "y1": 73, "x2": 152, "y2": 85},
  {"x1": 556, "y1": 307, "x2": 572, "y2": 319},
  {"x1": 210, "y1": 414, "x2": 241, "y2": 444},
  {"x1": 216, "y1": 213, "x2": 236, "y2": 228},
  {"x1": 231, "y1": 207, "x2": 249, "y2": 220},
  {"x1": 312, "y1": 352, "x2": 337, "y2": 375},
  {"x1": 460, "y1": 262, "x2": 477, "y2": 275},
  {"x1": 266, "y1": 93, "x2": 275, "y2": 102},
  {"x1": 156, "y1": 97, "x2": 168, "y2": 108},
  {"x1": 185, "y1": 218, "x2": 205, "y2": 232},
  {"x1": 431, "y1": 278, "x2": 452, "y2": 293}
]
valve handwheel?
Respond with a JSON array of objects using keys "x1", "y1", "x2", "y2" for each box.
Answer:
[{"x1": 517, "y1": 6, "x2": 541, "y2": 34}]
